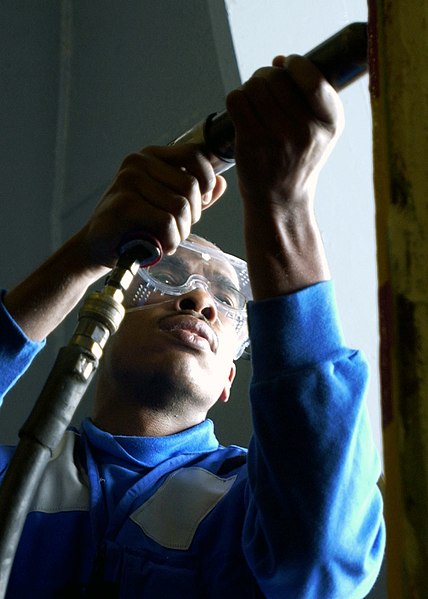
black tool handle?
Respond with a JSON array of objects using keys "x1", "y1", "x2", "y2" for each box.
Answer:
[{"x1": 204, "y1": 22, "x2": 368, "y2": 164}]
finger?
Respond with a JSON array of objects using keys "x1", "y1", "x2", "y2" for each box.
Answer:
[
  {"x1": 118, "y1": 151, "x2": 203, "y2": 225},
  {"x1": 142, "y1": 180, "x2": 195, "y2": 240},
  {"x1": 275, "y1": 54, "x2": 344, "y2": 128},
  {"x1": 111, "y1": 190, "x2": 184, "y2": 255},
  {"x1": 227, "y1": 73, "x2": 305, "y2": 151},
  {"x1": 201, "y1": 175, "x2": 227, "y2": 210},
  {"x1": 146, "y1": 144, "x2": 217, "y2": 197},
  {"x1": 226, "y1": 87, "x2": 267, "y2": 140},
  {"x1": 239, "y1": 70, "x2": 304, "y2": 135},
  {"x1": 115, "y1": 169, "x2": 196, "y2": 243}
]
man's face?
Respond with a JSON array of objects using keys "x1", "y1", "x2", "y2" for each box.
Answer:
[
  {"x1": 100, "y1": 238, "x2": 244, "y2": 412},
  {"x1": 124, "y1": 236, "x2": 250, "y2": 359}
]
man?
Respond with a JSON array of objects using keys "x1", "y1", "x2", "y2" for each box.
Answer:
[{"x1": 0, "y1": 55, "x2": 384, "y2": 597}]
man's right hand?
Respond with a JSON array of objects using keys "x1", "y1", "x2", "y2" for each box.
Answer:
[
  {"x1": 3, "y1": 144, "x2": 226, "y2": 341},
  {"x1": 81, "y1": 144, "x2": 227, "y2": 273}
]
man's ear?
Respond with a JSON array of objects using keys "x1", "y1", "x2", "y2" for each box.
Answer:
[{"x1": 218, "y1": 363, "x2": 236, "y2": 403}]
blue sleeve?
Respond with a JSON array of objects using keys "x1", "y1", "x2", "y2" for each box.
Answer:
[
  {"x1": 0, "y1": 291, "x2": 45, "y2": 406},
  {"x1": 243, "y1": 281, "x2": 385, "y2": 599}
]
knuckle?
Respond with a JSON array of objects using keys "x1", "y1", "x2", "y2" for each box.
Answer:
[
  {"x1": 158, "y1": 217, "x2": 181, "y2": 253},
  {"x1": 251, "y1": 65, "x2": 271, "y2": 79},
  {"x1": 172, "y1": 195, "x2": 190, "y2": 218},
  {"x1": 325, "y1": 113, "x2": 342, "y2": 138},
  {"x1": 191, "y1": 206, "x2": 202, "y2": 224},
  {"x1": 139, "y1": 145, "x2": 160, "y2": 158},
  {"x1": 142, "y1": 144, "x2": 158, "y2": 153},
  {"x1": 116, "y1": 166, "x2": 137, "y2": 187},
  {"x1": 181, "y1": 172, "x2": 200, "y2": 198},
  {"x1": 243, "y1": 75, "x2": 266, "y2": 94},
  {"x1": 188, "y1": 154, "x2": 215, "y2": 194},
  {"x1": 121, "y1": 147, "x2": 159, "y2": 171},
  {"x1": 226, "y1": 88, "x2": 242, "y2": 110},
  {"x1": 284, "y1": 54, "x2": 302, "y2": 69},
  {"x1": 120, "y1": 152, "x2": 143, "y2": 170},
  {"x1": 161, "y1": 211, "x2": 177, "y2": 234}
]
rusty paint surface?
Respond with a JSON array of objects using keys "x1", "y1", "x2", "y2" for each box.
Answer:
[
  {"x1": 378, "y1": 282, "x2": 393, "y2": 428},
  {"x1": 370, "y1": 0, "x2": 428, "y2": 596}
]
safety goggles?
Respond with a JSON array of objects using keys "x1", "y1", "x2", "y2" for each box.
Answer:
[{"x1": 124, "y1": 238, "x2": 252, "y2": 358}]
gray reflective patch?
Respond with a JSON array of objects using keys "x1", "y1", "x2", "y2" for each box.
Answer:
[
  {"x1": 29, "y1": 431, "x2": 90, "y2": 513},
  {"x1": 130, "y1": 467, "x2": 236, "y2": 550}
]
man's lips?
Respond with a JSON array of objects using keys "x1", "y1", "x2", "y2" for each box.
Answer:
[{"x1": 158, "y1": 314, "x2": 218, "y2": 353}]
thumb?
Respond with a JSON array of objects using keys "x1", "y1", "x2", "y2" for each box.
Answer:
[{"x1": 201, "y1": 175, "x2": 227, "y2": 210}]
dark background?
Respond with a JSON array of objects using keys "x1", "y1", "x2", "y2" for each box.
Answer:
[{"x1": 0, "y1": 0, "x2": 252, "y2": 446}]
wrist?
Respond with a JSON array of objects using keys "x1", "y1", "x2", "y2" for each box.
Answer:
[
  {"x1": 243, "y1": 202, "x2": 330, "y2": 300},
  {"x1": 69, "y1": 226, "x2": 112, "y2": 285},
  {"x1": 4, "y1": 231, "x2": 110, "y2": 341}
]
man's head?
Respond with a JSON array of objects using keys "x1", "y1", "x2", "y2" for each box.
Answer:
[
  {"x1": 92, "y1": 235, "x2": 251, "y2": 435},
  {"x1": 125, "y1": 234, "x2": 251, "y2": 359}
]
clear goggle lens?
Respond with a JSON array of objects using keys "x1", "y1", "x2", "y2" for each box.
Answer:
[{"x1": 124, "y1": 238, "x2": 252, "y2": 358}]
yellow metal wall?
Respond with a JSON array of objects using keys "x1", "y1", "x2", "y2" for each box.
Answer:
[{"x1": 370, "y1": 1, "x2": 428, "y2": 596}]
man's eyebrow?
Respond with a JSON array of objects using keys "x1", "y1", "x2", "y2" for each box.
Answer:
[{"x1": 210, "y1": 270, "x2": 240, "y2": 290}]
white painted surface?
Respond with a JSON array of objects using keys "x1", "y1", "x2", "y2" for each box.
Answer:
[{"x1": 225, "y1": 0, "x2": 382, "y2": 457}]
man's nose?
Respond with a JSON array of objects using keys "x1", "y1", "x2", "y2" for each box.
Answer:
[{"x1": 176, "y1": 287, "x2": 218, "y2": 323}]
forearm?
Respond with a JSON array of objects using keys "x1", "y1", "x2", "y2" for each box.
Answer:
[
  {"x1": 244, "y1": 285, "x2": 385, "y2": 597},
  {"x1": 243, "y1": 192, "x2": 330, "y2": 301},
  {"x1": 2, "y1": 145, "x2": 228, "y2": 343},
  {"x1": 3, "y1": 226, "x2": 109, "y2": 341},
  {"x1": 225, "y1": 56, "x2": 343, "y2": 302}
]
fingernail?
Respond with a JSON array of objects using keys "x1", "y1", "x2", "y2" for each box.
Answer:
[{"x1": 273, "y1": 55, "x2": 290, "y2": 68}]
